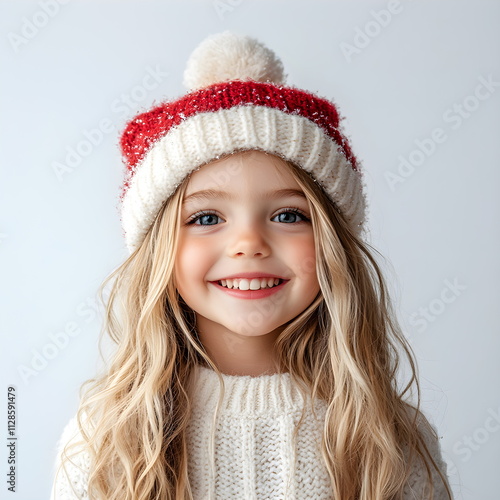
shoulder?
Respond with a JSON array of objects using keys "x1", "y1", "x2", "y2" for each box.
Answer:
[
  {"x1": 402, "y1": 408, "x2": 453, "y2": 500},
  {"x1": 50, "y1": 413, "x2": 92, "y2": 500}
]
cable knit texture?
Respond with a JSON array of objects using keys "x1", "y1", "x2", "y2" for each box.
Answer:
[{"x1": 50, "y1": 365, "x2": 451, "y2": 499}]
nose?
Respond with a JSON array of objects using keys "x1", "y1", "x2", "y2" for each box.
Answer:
[{"x1": 227, "y1": 222, "x2": 271, "y2": 258}]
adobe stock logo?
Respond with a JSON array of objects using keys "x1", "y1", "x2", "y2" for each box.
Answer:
[
  {"x1": 17, "y1": 294, "x2": 106, "y2": 384},
  {"x1": 385, "y1": 74, "x2": 499, "y2": 191},
  {"x1": 51, "y1": 65, "x2": 169, "y2": 182},
  {"x1": 408, "y1": 277, "x2": 466, "y2": 334},
  {"x1": 339, "y1": 0, "x2": 410, "y2": 63},
  {"x1": 7, "y1": 0, "x2": 70, "y2": 53},
  {"x1": 453, "y1": 407, "x2": 500, "y2": 462},
  {"x1": 213, "y1": 0, "x2": 244, "y2": 20}
]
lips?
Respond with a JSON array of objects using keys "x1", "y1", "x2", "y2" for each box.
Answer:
[{"x1": 209, "y1": 278, "x2": 288, "y2": 299}]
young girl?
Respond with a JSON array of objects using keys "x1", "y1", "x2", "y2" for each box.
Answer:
[{"x1": 50, "y1": 31, "x2": 453, "y2": 500}]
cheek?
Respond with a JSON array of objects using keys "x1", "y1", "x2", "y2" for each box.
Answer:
[
  {"x1": 175, "y1": 237, "x2": 214, "y2": 290},
  {"x1": 286, "y1": 235, "x2": 318, "y2": 281}
]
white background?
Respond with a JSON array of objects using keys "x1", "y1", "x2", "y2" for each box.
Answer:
[{"x1": 1, "y1": 1, "x2": 499, "y2": 498}]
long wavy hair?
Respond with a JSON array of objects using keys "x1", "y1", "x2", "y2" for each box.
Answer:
[{"x1": 56, "y1": 150, "x2": 453, "y2": 500}]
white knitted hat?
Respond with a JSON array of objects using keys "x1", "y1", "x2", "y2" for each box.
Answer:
[{"x1": 119, "y1": 31, "x2": 368, "y2": 253}]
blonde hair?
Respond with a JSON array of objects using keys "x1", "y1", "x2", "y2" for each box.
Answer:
[{"x1": 56, "y1": 151, "x2": 452, "y2": 500}]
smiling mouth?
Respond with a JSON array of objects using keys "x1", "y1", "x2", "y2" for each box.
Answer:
[{"x1": 215, "y1": 277, "x2": 285, "y2": 291}]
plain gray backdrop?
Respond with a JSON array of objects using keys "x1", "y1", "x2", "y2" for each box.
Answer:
[{"x1": 1, "y1": 1, "x2": 499, "y2": 498}]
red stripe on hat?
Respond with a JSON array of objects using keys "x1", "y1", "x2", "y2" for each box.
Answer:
[{"x1": 119, "y1": 80, "x2": 359, "y2": 192}]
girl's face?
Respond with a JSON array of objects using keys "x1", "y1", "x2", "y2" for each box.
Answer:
[{"x1": 174, "y1": 150, "x2": 320, "y2": 342}]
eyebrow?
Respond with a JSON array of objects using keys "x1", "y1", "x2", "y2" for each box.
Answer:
[{"x1": 183, "y1": 188, "x2": 307, "y2": 205}]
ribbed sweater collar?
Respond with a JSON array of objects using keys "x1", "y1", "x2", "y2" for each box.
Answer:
[{"x1": 190, "y1": 364, "x2": 313, "y2": 416}]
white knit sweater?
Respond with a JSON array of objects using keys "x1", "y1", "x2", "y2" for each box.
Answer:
[{"x1": 50, "y1": 365, "x2": 451, "y2": 499}]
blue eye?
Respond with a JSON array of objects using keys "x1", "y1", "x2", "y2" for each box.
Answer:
[
  {"x1": 186, "y1": 211, "x2": 221, "y2": 226},
  {"x1": 185, "y1": 207, "x2": 310, "y2": 226},
  {"x1": 272, "y1": 208, "x2": 310, "y2": 223}
]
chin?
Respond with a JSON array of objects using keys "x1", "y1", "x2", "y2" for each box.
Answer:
[{"x1": 225, "y1": 322, "x2": 286, "y2": 338}]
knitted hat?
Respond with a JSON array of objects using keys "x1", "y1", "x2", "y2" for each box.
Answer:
[{"x1": 119, "y1": 31, "x2": 368, "y2": 254}]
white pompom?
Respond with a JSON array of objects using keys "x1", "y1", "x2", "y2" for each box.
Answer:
[{"x1": 183, "y1": 31, "x2": 286, "y2": 91}]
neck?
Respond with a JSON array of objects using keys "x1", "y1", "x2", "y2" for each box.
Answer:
[{"x1": 196, "y1": 319, "x2": 284, "y2": 376}]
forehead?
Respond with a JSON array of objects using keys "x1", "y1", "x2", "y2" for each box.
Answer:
[
  {"x1": 184, "y1": 150, "x2": 300, "y2": 195},
  {"x1": 182, "y1": 187, "x2": 307, "y2": 207}
]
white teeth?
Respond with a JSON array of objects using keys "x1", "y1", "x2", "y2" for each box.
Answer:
[{"x1": 219, "y1": 278, "x2": 282, "y2": 290}]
